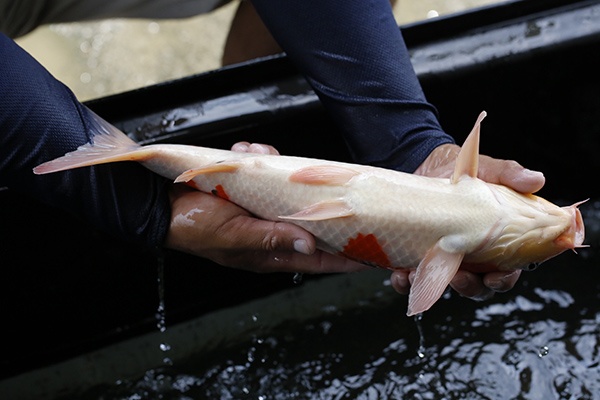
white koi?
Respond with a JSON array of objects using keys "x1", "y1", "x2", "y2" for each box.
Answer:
[{"x1": 33, "y1": 110, "x2": 586, "y2": 316}]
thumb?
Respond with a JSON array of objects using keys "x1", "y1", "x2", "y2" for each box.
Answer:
[{"x1": 478, "y1": 156, "x2": 545, "y2": 194}]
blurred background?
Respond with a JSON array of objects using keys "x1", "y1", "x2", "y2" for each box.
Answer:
[{"x1": 15, "y1": 0, "x2": 501, "y2": 102}]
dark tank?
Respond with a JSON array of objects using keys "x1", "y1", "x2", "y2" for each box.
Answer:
[{"x1": 1, "y1": 0, "x2": 599, "y2": 398}]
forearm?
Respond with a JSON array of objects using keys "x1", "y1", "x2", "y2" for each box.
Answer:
[
  {"x1": 0, "y1": 33, "x2": 170, "y2": 247},
  {"x1": 251, "y1": 0, "x2": 454, "y2": 172}
]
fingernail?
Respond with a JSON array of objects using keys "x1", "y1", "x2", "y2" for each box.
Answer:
[
  {"x1": 523, "y1": 168, "x2": 544, "y2": 179},
  {"x1": 394, "y1": 273, "x2": 409, "y2": 292},
  {"x1": 249, "y1": 143, "x2": 270, "y2": 154},
  {"x1": 452, "y1": 275, "x2": 469, "y2": 290},
  {"x1": 232, "y1": 143, "x2": 249, "y2": 152},
  {"x1": 487, "y1": 271, "x2": 518, "y2": 291},
  {"x1": 486, "y1": 278, "x2": 504, "y2": 291},
  {"x1": 293, "y1": 239, "x2": 311, "y2": 255}
]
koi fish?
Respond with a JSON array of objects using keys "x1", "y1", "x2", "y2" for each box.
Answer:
[{"x1": 33, "y1": 110, "x2": 585, "y2": 316}]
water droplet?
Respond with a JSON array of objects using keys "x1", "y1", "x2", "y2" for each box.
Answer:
[
  {"x1": 414, "y1": 313, "x2": 427, "y2": 359},
  {"x1": 80, "y1": 72, "x2": 92, "y2": 83},
  {"x1": 155, "y1": 257, "x2": 168, "y2": 334},
  {"x1": 320, "y1": 321, "x2": 333, "y2": 335},
  {"x1": 293, "y1": 272, "x2": 304, "y2": 284},
  {"x1": 147, "y1": 22, "x2": 160, "y2": 34},
  {"x1": 159, "y1": 343, "x2": 171, "y2": 352},
  {"x1": 538, "y1": 345, "x2": 549, "y2": 357}
]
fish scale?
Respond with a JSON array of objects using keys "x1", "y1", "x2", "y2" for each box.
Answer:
[
  {"x1": 177, "y1": 155, "x2": 496, "y2": 268},
  {"x1": 33, "y1": 109, "x2": 586, "y2": 315}
]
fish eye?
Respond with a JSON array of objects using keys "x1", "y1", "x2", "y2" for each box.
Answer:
[{"x1": 525, "y1": 263, "x2": 540, "y2": 271}]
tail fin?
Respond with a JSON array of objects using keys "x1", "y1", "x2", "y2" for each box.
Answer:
[{"x1": 34, "y1": 109, "x2": 143, "y2": 174}]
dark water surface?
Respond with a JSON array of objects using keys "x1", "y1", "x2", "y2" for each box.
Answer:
[{"x1": 63, "y1": 202, "x2": 600, "y2": 400}]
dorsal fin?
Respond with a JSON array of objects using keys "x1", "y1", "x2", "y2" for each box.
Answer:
[{"x1": 451, "y1": 111, "x2": 486, "y2": 184}]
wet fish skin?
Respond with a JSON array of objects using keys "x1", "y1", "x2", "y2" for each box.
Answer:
[{"x1": 33, "y1": 110, "x2": 586, "y2": 316}]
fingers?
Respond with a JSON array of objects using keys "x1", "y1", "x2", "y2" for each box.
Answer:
[
  {"x1": 483, "y1": 270, "x2": 521, "y2": 292},
  {"x1": 165, "y1": 185, "x2": 367, "y2": 274},
  {"x1": 450, "y1": 269, "x2": 521, "y2": 301},
  {"x1": 231, "y1": 141, "x2": 280, "y2": 155},
  {"x1": 478, "y1": 155, "x2": 545, "y2": 194},
  {"x1": 217, "y1": 214, "x2": 316, "y2": 255},
  {"x1": 211, "y1": 215, "x2": 368, "y2": 273},
  {"x1": 390, "y1": 269, "x2": 412, "y2": 295},
  {"x1": 237, "y1": 248, "x2": 369, "y2": 274},
  {"x1": 390, "y1": 268, "x2": 496, "y2": 301},
  {"x1": 449, "y1": 270, "x2": 495, "y2": 301},
  {"x1": 416, "y1": 144, "x2": 546, "y2": 194},
  {"x1": 389, "y1": 268, "x2": 522, "y2": 302}
]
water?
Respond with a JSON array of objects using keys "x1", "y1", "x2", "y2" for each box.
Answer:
[
  {"x1": 156, "y1": 255, "x2": 173, "y2": 366},
  {"x1": 64, "y1": 266, "x2": 599, "y2": 399},
  {"x1": 60, "y1": 201, "x2": 600, "y2": 400}
]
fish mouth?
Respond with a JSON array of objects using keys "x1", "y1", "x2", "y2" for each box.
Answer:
[{"x1": 553, "y1": 200, "x2": 587, "y2": 250}]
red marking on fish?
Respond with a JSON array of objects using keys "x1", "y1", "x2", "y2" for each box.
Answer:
[
  {"x1": 185, "y1": 181, "x2": 200, "y2": 190},
  {"x1": 212, "y1": 184, "x2": 229, "y2": 200},
  {"x1": 32, "y1": 109, "x2": 587, "y2": 317},
  {"x1": 342, "y1": 233, "x2": 391, "y2": 268}
]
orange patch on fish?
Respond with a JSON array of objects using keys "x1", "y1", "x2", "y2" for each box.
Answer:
[
  {"x1": 342, "y1": 233, "x2": 391, "y2": 268},
  {"x1": 184, "y1": 181, "x2": 200, "y2": 190},
  {"x1": 212, "y1": 184, "x2": 229, "y2": 200}
]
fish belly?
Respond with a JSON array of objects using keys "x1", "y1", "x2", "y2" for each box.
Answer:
[{"x1": 166, "y1": 154, "x2": 496, "y2": 269}]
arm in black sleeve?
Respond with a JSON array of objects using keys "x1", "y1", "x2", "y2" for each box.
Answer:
[
  {"x1": 251, "y1": 0, "x2": 454, "y2": 172},
  {"x1": 0, "y1": 33, "x2": 170, "y2": 248}
]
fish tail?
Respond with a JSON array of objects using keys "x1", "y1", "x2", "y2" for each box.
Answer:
[{"x1": 34, "y1": 109, "x2": 147, "y2": 174}]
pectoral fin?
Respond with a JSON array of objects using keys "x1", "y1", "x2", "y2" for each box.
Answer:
[
  {"x1": 289, "y1": 165, "x2": 359, "y2": 185},
  {"x1": 175, "y1": 163, "x2": 239, "y2": 183},
  {"x1": 451, "y1": 111, "x2": 486, "y2": 183},
  {"x1": 407, "y1": 241, "x2": 465, "y2": 316},
  {"x1": 279, "y1": 199, "x2": 354, "y2": 221}
]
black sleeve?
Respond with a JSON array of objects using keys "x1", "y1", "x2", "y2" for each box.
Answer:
[
  {"x1": 0, "y1": 33, "x2": 170, "y2": 248},
  {"x1": 251, "y1": 0, "x2": 454, "y2": 172}
]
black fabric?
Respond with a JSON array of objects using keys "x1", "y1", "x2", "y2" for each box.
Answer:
[
  {"x1": 0, "y1": 0, "x2": 454, "y2": 249},
  {"x1": 0, "y1": 33, "x2": 170, "y2": 247},
  {"x1": 252, "y1": 0, "x2": 454, "y2": 172},
  {"x1": 0, "y1": 0, "x2": 230, "y2": 38}
]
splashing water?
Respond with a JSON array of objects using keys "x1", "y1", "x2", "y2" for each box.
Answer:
[
  {"x1": 67, "y1": 271, "x2": 600, "y2": 399},
  {"x1": 155, "y1": 255, "x2": 172, "y2": 366},
  {"x1": 59, "y1": 202, "x2": 600, "y2": 400},
  {"x1": 414, "y1": 313, "x2": 427, "y2": 359},
  {"x1": 293, "y1": 272, "x2": 304, "y2": 285}
]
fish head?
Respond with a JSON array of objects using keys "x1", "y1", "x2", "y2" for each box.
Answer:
[
  {"x1": 469, "y1": 187, "x2": 586, "y2": 272},
  {"x1": 507, "y1": 199, "x2": 585, "y2": 271}
]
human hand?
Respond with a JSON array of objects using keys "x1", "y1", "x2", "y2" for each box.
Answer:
[
  {"x1": 412, "y1": 143, "x2": 545, "y2": 194},
  {"x1": 164, "y1": 142, "x2": 367, "y2": 274},
  {"x1": 390, "y1": 143, "x2": 546, "y2": 301}
]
